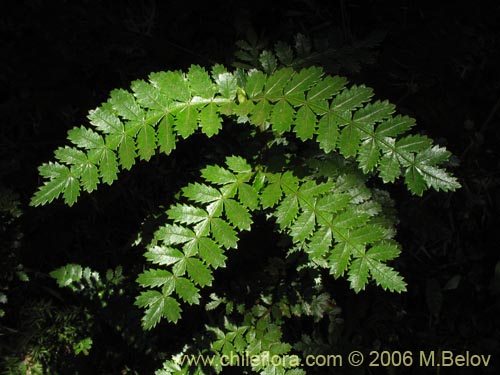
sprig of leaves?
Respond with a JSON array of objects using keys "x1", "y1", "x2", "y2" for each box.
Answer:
[
  {"x1": 135, "y1": 156, "x2": 260, "y2": 329},
  {"x1": 237, "y1": 67, "x2": 460, "y2": 195},
  {"x1": 261, "y1": 170, "x2": 406, "y2": 292},
  {"x1": 31, "y1": 65, "x2": 236, "y2": 206},
  {"x1": 157, "y1": 297, "x2": 306, "y2": 375}
]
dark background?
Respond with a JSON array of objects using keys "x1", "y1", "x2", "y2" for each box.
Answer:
[{"x1": 1, "y1": 0, "x2": 499, "y2": 374}]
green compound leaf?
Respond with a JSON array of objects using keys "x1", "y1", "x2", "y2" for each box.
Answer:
[
  {"x1": 32, "y1": 64, "x2": 459, "y2": 208},
  {"x1": 263, "y1": 170, "x2": 406, "y2": 293},
  {"x1": 135, "y1": 157, "x2": 260, "y2": 326}
]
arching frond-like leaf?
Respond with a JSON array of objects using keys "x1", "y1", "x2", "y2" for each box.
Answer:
[{"x1": 32, "y1": 65, "x2": 459, "y2": 206}]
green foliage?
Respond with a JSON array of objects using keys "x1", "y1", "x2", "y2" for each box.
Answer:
[
  {"x1": 0, "y1": 186, "x2": 27, "y2": 319},
  {"x1": 156, "y1": 267, "x2": 342, "y2": 375},
  {"x1": 31, "y1": 61, "x2": 459, "y2": 373},
  {"x1": 233, "y1": 31, "x2": 386, "y2": 74},
  {"x1": 136, "y1": 157, "x2": 257, "y2": 329},
  {"x1": 31, "y1": 64, "x2": 458, "y2": 207},
  {"x1": 263, "y1": 170, "x2": 405, "y2": 293},
  {"x1": 50, "y1": 263, "x2": 124, "y2": 303},
  {"x1": 73, "y1": 337, "x2": 93, "y2": 356},
  {"x1": 1, "y1": 300, "x2": 92, "y2": 375}
]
